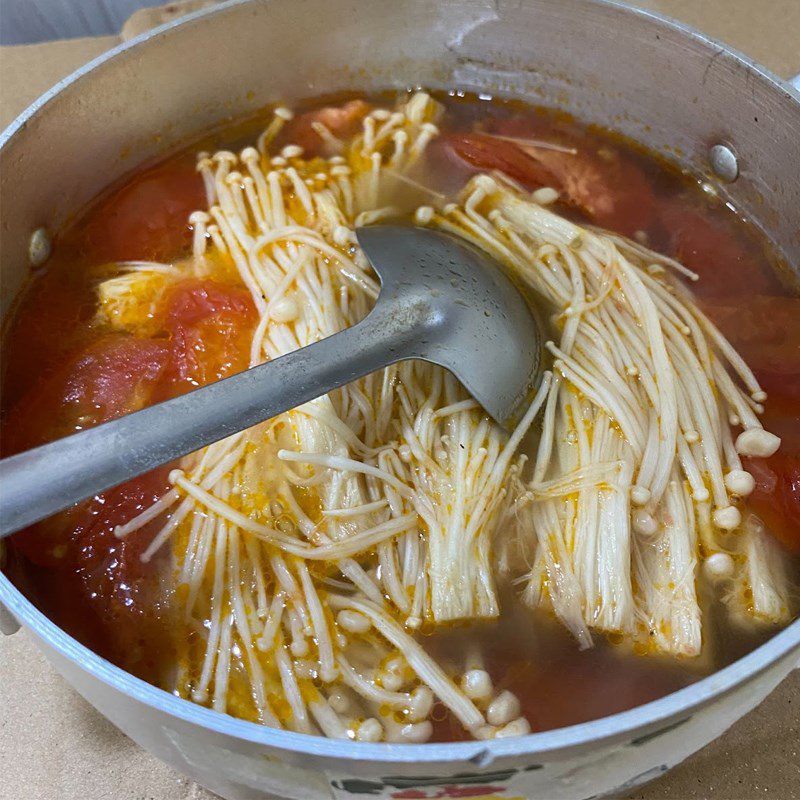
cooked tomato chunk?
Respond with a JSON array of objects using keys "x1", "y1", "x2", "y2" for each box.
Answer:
[
  {"x1": 162, "y1": 279, "x2": 257, "y2": 391},
  {"x1": 444, "y1": 117, "x2": 656, "y2": 236},
  {"x1": 744, "y1": 453, "x2": 800, "y2": 553},
  {"x1": 82, "y1": 158, "x2": 204, "y2": 262},
  {"x1": 279, "y1": 99, "x2": 371, "y2": 157},
  {"x1": 659, "y1": 201, "x2": 780, "y2": 298}
]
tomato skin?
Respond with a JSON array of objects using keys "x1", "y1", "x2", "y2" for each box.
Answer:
[
  {"x1": 445, "y1": 119, "x2": 656, "y2": 236},
  {"x1": 744, "y1": 454, "x2": 800, "y2": 553},
  {"x1": 6, "y1": 335, "x2": 171, "y2": 566},
  {"x1": 659, "y1": 201, "x2": 780, "y2": 298},
  {"x1": 162, "y1": 279, "x2": 257, "y2": 391},
  {"x1": 82, "y1": 158, "x2": 204, "y2": 262},
  {"x1": 71, "y1": 467, "x2": 172, "y2": 594},
  {"x1": 702, "y1": 294, "x2": 800, "y2": 425},
  {"x1": 279, "y1": 100, "x2": 371, "y2": 157},
  {"x1": 445, "y1": 132, "x2": 561, "y2": 189},
  {"x1": 535, "y1": 144, "x2": 655, "y2": 237},
  {"x1": 63, "y1": 335, "x2": 170, "y2": 426},
  {"x1": 32, "y1": 468, "x2": 174, "y2": 677},
  {"x1": 2, "y1": 334, "x2": 169, "y2": 457}
]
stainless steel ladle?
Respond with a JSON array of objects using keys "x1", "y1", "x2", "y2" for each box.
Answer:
[{"x1": 0, "y1": 226, "x2": 542, "y2": 536}]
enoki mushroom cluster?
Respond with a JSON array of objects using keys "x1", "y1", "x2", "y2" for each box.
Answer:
[{"x1": 102, "y1": 92, "x2": 790, "y2": 741}]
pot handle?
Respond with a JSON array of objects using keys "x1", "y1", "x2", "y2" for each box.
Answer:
[{"x1": 790, "y1": 73, "x2": 800, "y2": 91}]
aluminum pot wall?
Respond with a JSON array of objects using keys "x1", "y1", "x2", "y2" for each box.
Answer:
[{"x1": 1, "y1": 1, "x2": 799, "y2": 798}]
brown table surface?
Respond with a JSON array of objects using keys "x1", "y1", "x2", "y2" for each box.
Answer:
[{"x1": 1, "y1": 2, "x2": 799, "y2": 799}]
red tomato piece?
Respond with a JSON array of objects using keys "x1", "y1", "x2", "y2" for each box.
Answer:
[
  {"x1": 530, "y1": 146, "x2": 655, "y2": 237},
  {"x1": 445, "y1": 132, "x2": 561, "y2": 189},
  {"x1": 702, "y1": 294, "x2": 800, "y2": 412},
  {"x1": 62, "y1": 335, "x2": 170, "y2": 427},
  {"x1": 7, "y1": 336, "x2": 171, "y2": 566},
  {"x1": 280, "y1": 99, "x2": 371, "y2": 157},
  {"x1": 82, "y1": 158, "x2": 204, "y2": 263},
  {"x1": 163, "y1": 279, "x2": 257, "y2": 392},
  {"x1": 71, "y1": 467, "x2": 173, "y2": 599},
  {"x1": 743, "y1": 453, "x2": 800, "y2": 553},
  {"x1": 659, "y1": 201, "x2": 779, "y2": 298},
  {"x1": 758, "y1": 401, "x2": 800, "y2": 456},
  {"x1": 445, "y1": 118, "x2": 656, "y2": 236},
  {"x1": 703, "y1": 292, "x2": 800, "y2": 549},
  {"x1": 58, "y1": 467, "x2": 174, "y2": 677},
  {"x1": 2, "y1": 334, "x2": 169, "y2": 456}
]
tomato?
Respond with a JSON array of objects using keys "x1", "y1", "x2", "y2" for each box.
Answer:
[
  {"x1": 659, "y1": 201, "x2": 780, "y2": 298},
  {"x1": 6, "y1": 281, "x2": 254, "y2": 569},
  {"x1": 445, "y1": 132, "x2": 561, "y2": 189},
  {"x1": 702, "y1": 292, "x2": 800, "y2": 550},
  {"x1": 2, "y1": 335, "x2": 169, "y2": 456},
  {"x1": 7, "y1": 341, "x2": 175, "y2": 677},
  {"x1": 7, "y1": 335, "x2": 171, "y2": 565},
  {"x1": 702, "y1": 294, "x2": 800, "y2": 413},
  {"x1": 279, "y1": 99, "x2": 371, "y2": 157},
  {"x1": 445, "y1": 118, "x2": 656, "y2": 236},
  {"x1": 531, "y1": 144, "x2": 655, "y2": 237},
  {"x1": 162, "y1": 279, "x2": 256, "y2": 391},
  {"x1": 14, "y1": 466, "x2": 171, "y2": 569},
  {"x1": 5, "y1": 280, "x2": 255, "y2": 676},
  {"x1": 71, "y1": 467, "x2": 173, "y2": 596},
  {"x1": 759, "y1": 400, "x2": 800, "y2": 458},
  {"x1": 62, "y1": 335, "x2": 170, "y2": 426},
  {"x1": 81, "y1": 158, "x2": 204, "y2": 262},
  {"x1": 743, "y1": 454, "x2": 800, "y2": 553},
  {"x1": 49, "y1": 467, "x2": 173, "y2": 678}
]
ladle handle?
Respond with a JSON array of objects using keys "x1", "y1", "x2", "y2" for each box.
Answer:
[{"x1": 0, "y1": 300, "x2": 423, "y2": 537}]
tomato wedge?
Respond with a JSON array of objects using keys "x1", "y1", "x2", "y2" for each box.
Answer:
[
  {"x1": 62, "y1": 335, "x2": 170, "y2": 427},
  {"x1": 44, "y1": 466, "x2": 174, "y2": 677},
  {"x1": 702, "y1": 292, "x2": 800, "y2": 550},
  {"x1": 445, "y1": 132, "x2": 561, "y2": 189},
  {"x1": 743, "y1": 453, "x2": 800, "y2": 553},
  {"x1": 6, "y1": 335, "x2": 171, "y2": 564},
  {"x1": 279, "y1": 99, "x2": 371, "y2": 157},
  {"x1": 6, "y1": 280, "x2": 257, "y2": 653},
  {"x1": 702, "y1": 294, "x2": 800, "y2": 412},
  {"x1": 162, "y1": 278, "x2": 257, "y2": 392},
  {"x1": 444, "y1": 118, "x2": 656, "y2": 236},
  {"x1": 2, "y1": 334, "x2": 169, "y2": 456},
  {"x1": 71, "y1": 467, "x2": 173, "y2": 592},
  {"x1": 81, "y1": 157, "x2": 204, "y2": 262},
  {"x1": 658, "y1": 201, "x2": 780, "y2": 298}
]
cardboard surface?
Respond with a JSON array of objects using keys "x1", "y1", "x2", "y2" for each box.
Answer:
[{"x1": 1, "y1": 2, "x2": 798, "y2": 799}]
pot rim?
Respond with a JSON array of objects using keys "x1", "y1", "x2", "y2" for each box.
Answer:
[
  {"x1": 2, "y1": 570, "x2": 799, "y2": 763},
  {"x1": 1, "y1": 0, "x2": 799, "y2": 766}
]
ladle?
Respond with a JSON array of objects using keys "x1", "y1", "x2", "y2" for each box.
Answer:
[{"x1": 0, "y1": 225, "x2": 542, "y2": 536}]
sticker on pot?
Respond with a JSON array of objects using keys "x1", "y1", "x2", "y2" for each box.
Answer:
[{"x1": 329, "y1": 769, "x2": 528, "y2": 799}]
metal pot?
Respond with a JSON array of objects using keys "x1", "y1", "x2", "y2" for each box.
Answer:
[{"x1": 1, "y1": 1, "x2": 798, "y2": 798}]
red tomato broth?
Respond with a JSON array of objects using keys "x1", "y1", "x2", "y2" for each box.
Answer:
[{"x1": 1, "y1": 90, "x2": 798, "y2": 736}]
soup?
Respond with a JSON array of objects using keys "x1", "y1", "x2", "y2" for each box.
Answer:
[{"x1": 1, "y1": 90, "x2": 798, "y2": 743}]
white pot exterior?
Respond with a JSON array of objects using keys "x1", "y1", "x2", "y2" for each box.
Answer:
[{"x1": 1, "y1": 1, "x2": 799, "y2": 798}]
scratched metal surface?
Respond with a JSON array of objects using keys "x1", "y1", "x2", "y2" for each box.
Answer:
[{"x1": 1, "y1": 2, "x2": 799, "y2": 800}]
